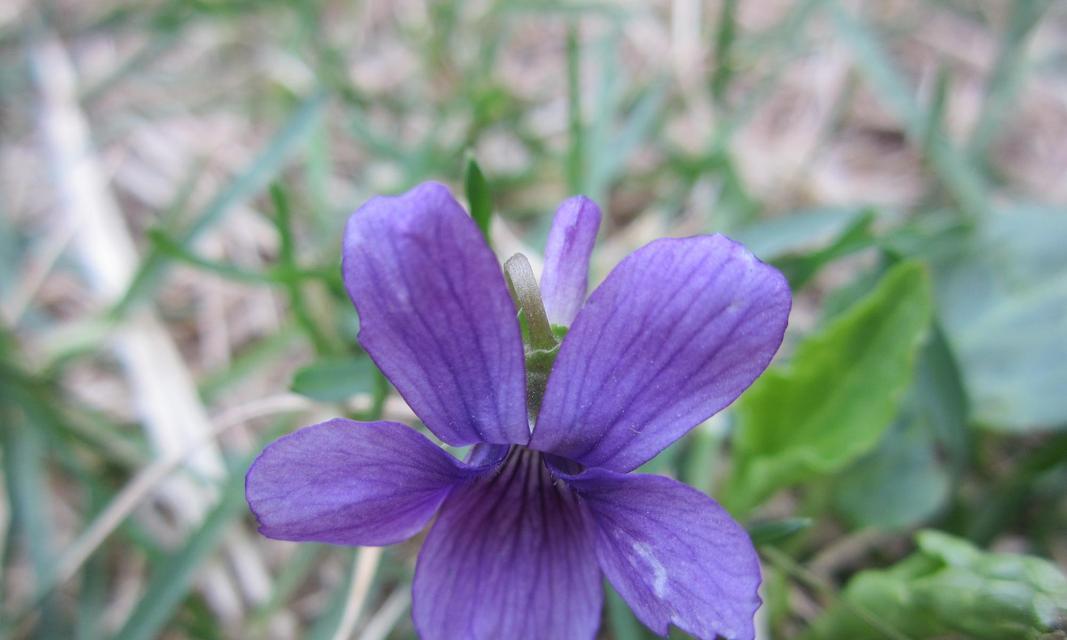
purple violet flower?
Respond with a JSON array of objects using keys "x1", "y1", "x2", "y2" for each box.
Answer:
[{"x1": 246, "y1": 182, "x2": 791, "y2": 640}]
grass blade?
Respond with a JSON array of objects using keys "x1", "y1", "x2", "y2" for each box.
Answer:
[
  {"x1": 828, "y1": 2, "x2": 990, "y2": 219},
  {"x1": 968, "y1": 0, "x2": 1050, "y2": 161},
  {"x1": 464, "y1": 158, "x2": 493, "y2": 244},
  {"x1": 113, "y1": 466, "x2": 248, "y2": 640},
  {"x1": 566, "y1": 21, "x2": 584, "y2": 195},
  {"x1": 115, "y1": 89, "x2": 328, "y2": 315}
]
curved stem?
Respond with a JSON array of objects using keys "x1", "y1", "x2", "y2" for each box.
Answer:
[{"x1": 504, "y1": 253, "x2": 556, "y2": 351}]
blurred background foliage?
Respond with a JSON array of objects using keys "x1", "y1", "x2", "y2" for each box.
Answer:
[{"x1": 2, "y1": 0, "x2": 1066, "y2": 638}]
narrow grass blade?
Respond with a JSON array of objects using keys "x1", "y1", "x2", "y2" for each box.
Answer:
[
  {"x1": 968, "y1": 0, "x2": 1050, "y2": 161},
  {"x1": 464, "y1": 158, "x2": 493, "y2": 244},
  {"x1": 828, "y1": 2, "x2": 990, "y2": 219},
  {"x1": 566, "y1": 21, "x2": 584, "y2": 195},
  {"x1": 113, "y1": 467, "x2": 249, "y2": 640},
  {"x1": 115, "y1": 89, "x2": 328, "y2": 315}
]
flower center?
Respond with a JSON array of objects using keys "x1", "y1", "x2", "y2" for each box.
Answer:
[
  {"x1": 484, "y1": 445, "x2": 581, "y2": 504},
  {"x1": 469, "y1": 443, "x2": 584, "y2": 477}
]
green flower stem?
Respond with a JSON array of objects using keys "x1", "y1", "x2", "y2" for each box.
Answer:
[
  {"x1": 504, "y1": 254, "x2": 557, "y2": 352},
  {"x1": 504, "y1": 253, "x2": 560, "y2": 423}
]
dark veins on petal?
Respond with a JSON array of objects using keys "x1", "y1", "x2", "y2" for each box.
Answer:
[{"x1": 413, "y1": 446, "x2": 602, "y2": 639}]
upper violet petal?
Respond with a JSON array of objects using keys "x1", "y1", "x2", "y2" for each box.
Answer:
[
  {"x1": 566, "y1": 468, "x2": 761, "y2": 640},
  {"x1": 540, "y1": 196, "x2": 602, "y2": 327},
  {"x1": 343, "y1": 182, "x2": 528, "y2": 446},
  {"x1": 531, "y1": 234, "x2": 790, "y2": 472},
  {"x1": 245, "y1": 419, "x2": 478, "y2": 546},
  {"x1": 413, "y1": 448, "x2": 602, "y2": 640}
]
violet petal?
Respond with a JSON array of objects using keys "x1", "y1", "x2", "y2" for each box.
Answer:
[
  {"x1": 413, "y1": 448, "x2": 602, "y2": 639},
  {"x1": 567, "y1": 468, "x2": 761, "y2": 640},
  {"x1": 532, "y1": 234, "x2": 790, "y2": 472},
  {"x1": 540, "y1": 196, "x2": 602, "y2": 327},
  {"x1": 343, "y1": 182, "x2": 528, "y2": 446},
  {"x1": 245, "y1": 419, "x2": 478, "y2": 546}
]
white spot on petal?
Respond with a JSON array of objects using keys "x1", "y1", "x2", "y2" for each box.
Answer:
[{"x1": 633, "y1": 541, "x2": 668, "y2": 598}]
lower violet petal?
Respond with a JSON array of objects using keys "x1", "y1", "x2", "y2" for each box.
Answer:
[
  {"x1": 246, "y1": 419, "x2": 477, "y2": 546},
  {"x1": 413, "y1": 448, "x2": 602, "y2": 640},
  {"x1": 566, "y1": 468, "x2": 761, "y2": 640}
]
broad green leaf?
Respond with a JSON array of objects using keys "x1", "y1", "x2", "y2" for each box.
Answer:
[
  {"x1": 834, "y1": 418, "x2": 949, "y2": 530},
  {"x1": 290, "y1": 356, "x2": 378, "y2": 403},
  {"x1": 726, "y1": 261, "x2": 933, "y2": 513},
  {"x1": 805, "y1": 530, "x2": 1067, "y2": 639},
  {"x1": 934, "y1": 205, "x2": 1067, "y2": 431},
  {"x1": 911, "y1": 326, "x2": 970, "y2": 476},
  {"x1": 464, "y1": 158, "x2": 493, "y2": 245},
  {"x1": 833, "y1": 326, "x2": 963, "y2": 530}
]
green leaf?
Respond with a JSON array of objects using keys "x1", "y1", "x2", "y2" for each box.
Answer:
[
  {"x1": 805, "y1": 530, "x2": 1067, "y2": 639},
  {"x1": 934, "y1": 205, "x2": 1067, "y2": 431},
  {"x1": 290, "y1": 356, "x2": 378, "y2": 403},
  {"x1": 834, "y1": 418, "x2": 949, "y2": 530},
  {"x1": 911, "y1": 326, "x2": 970, "y2": 477},
  {"x1": 464, "y1": 158, "x2": 493, "y2": 244},
  {"x1": 833, "y1": 325, "x2": 963, "y2": 530},
  {"x1": 747, "y1": 517, "x2": 813, "y2": 545},
  {"x1": 726, "y1": 261, "x2": 933, "y2": 514}
]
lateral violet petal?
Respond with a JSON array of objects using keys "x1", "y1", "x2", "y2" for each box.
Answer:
[
  {"x1": 342, "y1": 182, "x2": 528, "y2": 446},
  {"x1": 245, "y1": 419, "x2": 477, "y2": 546},
  {"x1": 567, "y1": 468, "x2": 761, "y2": 640},
  {"x1": 540, "y1": 196, "x2": 602, "y2": 327},
  {"x1": 413, "y1": 448, "x2": 602, "y2": 640},
  {"x1": 531, "y1": 234, "x2": 790, "y2": 472}
]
